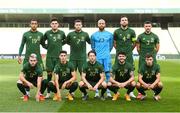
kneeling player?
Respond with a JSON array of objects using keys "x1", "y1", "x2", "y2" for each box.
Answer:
[
  {"x1": 136, "y1": 54, "x2": 163, "y2": 101},
  {"x1": 48, "y1": 50, "x2": 78, "y2": 101},
  {"x1": 17, "y1": 53, "x2": 47, "y2": 102},
  {"x1": 107, "y1": 52, "x2": 136, "y2": 101},
  {"x1": 79, "y1": 50, "x2": 107, "y2": 101}
]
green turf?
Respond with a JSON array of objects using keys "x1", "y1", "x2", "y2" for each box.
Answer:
[{"x1": 0, "y1": 59, "x2": 180, "y2": 112}]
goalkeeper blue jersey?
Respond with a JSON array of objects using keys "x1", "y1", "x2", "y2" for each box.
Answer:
[{"x1": 91, "y1": 30, "x2": 113, "y2": 59}]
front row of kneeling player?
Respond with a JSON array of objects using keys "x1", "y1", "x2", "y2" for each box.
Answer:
[{"x1": 17, "y1": 50, "x2": 163, "y2": 102}]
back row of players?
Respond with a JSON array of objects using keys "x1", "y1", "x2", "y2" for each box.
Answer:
[{"x1": 17, "y1": 16, "x2": 163, "y2": 102}]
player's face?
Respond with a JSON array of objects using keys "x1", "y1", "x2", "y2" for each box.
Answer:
[
  {"x1": 144, "y1": 24, "x2": 152, "y2": 33},
  {"x1": 120, "y1": 17, "x2": 128, "y2": 27},
  {"x1": 59, "y1": 53, "x2": 67, "y2": 63},
  {"x1": 50, "y1": 21, "x2": 59, "y2": 31},
  {"x1": 29, "y1": 57, "x2": 37, "y2": 67},
  {"x1": 30, "y1": 21, "x2": 38, "y2": 31},
  {"x1": 88, "y1": 53, "x2": 96, "y2": 63},
  {"x1": 98, "y1": 20, "x2": 106, "y2": 31},
  {"x1": 118, "y1": 54, "x2": 126, "y2": 63},
  {"x1": 74, "y1": 22, "x2": 82, "y2": 31},
  {"x1": 145, "y1": 57, "x2": 153, "y2": 66}
]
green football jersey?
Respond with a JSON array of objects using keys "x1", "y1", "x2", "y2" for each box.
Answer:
[
  {"x1": 114, "y1": 27, "x2": 136, "y2": 54},
  {"x1": 54, "y1": 61, "x2": 75, "y2": 83},
  {"x1": 112, "y1": 62, "x2": 133, "y2": 82},
  {"x1": 66, "y1": 31, "x2": 90, "y2": 60},
  {"x1": 21, "y1": 62, "x2": 43, "y2": 81},
  {"x1": 43, "y1": 30, "x2": 66, "y2": 58},
  {"x1": 137, "y1": 32, "x2": 159, "y2": 57},
  {"x1": 19, "y1": 30, "x2": 44, "y2": 62},
  {"x1": 139, "y1": 63, "x2": 160, "y2": 83},
  {"x1": 82, "y1": 61, "x2": 104, "y2": 82}
]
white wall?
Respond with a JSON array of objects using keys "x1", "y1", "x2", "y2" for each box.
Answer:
[{"x1": 0, "y1": 27, "x2": 179, "y2": 54}]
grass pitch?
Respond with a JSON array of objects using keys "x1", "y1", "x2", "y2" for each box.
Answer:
[{"x1": 0, "y1": 59, "x2": 180, "y2": 112}]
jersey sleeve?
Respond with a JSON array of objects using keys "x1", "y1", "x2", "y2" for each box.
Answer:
[
  {"x1": 69, "y1": 62, "x2": 75, "y2": 72},
  {"x1": 113, "y1": 30, "x2": 118, "y2": 41},
  {"x1": 82, "y1": 63, "x2": 87, "y2": 73},
  {"x1": 99, "y1": 64, "x2": 105, "y2": 73},
  {"x1": 111, "y1": 65, "x2": 116, "y2": 78},
  {"x1": 156, "y1": 64, "x2": 160, "y2": 74},
  {"x1": 155, "y1": 34, "x2": 160, "y2": 44},
  {"x1": 86, "y1": 32, "x2": 91, "y2": 44},
  {"x1": 109, "y1": 33, "x2": 114, "y2": 51},
  {"x1": 90, "y1": 34, "x2": 95, "y2": 50},
  {"x1": 41, "y1": 32, "x2": 48, "y2": 49},
  {"x1": 53, "y1": 64, "x2": 60, "y2": 74},
  {"x1": 128, "y1": 64, "x2": 134, "y2": 76},
  {"x1": 18, "y1": 33, "x2": 26, "y2": 56},
  {"x1": 62, "y1": 31, "x2": 66, "y2": 45},
  {"x1": 131, "y1": 29, "x2": 136, "y2": 43},
  {"x1": 138, "y1": 65, "x2": 144, "y2": 76},
  {"x1": 66, "y1": 33, "x2": 71, "y2": 45},
  {"x1": 136, "y1": 34, "x2": 141, "y2": 43},
  {"x1": 37, "y1": 66, "x2": 43, "y2": 77}
]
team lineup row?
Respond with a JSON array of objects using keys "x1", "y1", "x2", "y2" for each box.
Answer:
[{"x1": 17, "y1": 16, "x2": 162, "y2": 102}]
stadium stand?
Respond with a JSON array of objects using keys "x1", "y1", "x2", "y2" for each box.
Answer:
[{"x1": 0, "y1": 27, "x2": 179, "y2": 56}]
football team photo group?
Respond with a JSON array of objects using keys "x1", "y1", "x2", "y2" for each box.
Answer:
[{"x1": 17, "y1": 16, "x2": 163, "y2": 103}]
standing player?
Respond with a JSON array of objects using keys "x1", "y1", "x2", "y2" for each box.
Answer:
[
  {"x1": 91, "y1": 19, "x2": 113, "y2": 98},
  {"x1": 79, "y1": 50, "x2": 107, "y2": 100},
  {"x1": 48, "y1": 50, "x2": 78, "y2": 101},
  {"x1": 113, "y1": 15, "x2": 136, "y2": 98},
  {"x1": 136, "y1": 21, "x2": 160, "y2": 68},
  {"x1": 136, "y1": 54, "x2": 163, "y2": 101},
  {"x1": 66, "y1": 19, "x2": 90, "y2": 75},
  {"x1": 17, "y1": 54, "x2": 47, "y2": 102},
  {"x1": 18, "y1": 18, "x2": 44, "y2": 68},
  {"x1": 42, "y1": 17, "x2": 66, "y2": 98},
  {"x1": 107, "y1": 52, "x2": 136, "y2": 101}
]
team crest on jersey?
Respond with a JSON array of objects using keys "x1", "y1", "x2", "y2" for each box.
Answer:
[
  {"x1": 99, "y1": 38, "x2": 104, "y2": 42},
  {"x1": 66, "y1": 68, "x2": 70, "y2": 73},
  {"x1": 29, "y1": 72, "x2": 37, "y2": 78},
  {"x1": 81, "y1": 36, "x2": 85, "y2": 41},
  {"x1": 94, "y1": 68, "x2": 99, "y2": 73},
  {"x1": 151, "y1": 37, "x2": 154, "y2": 42},
  {"x1": 143, "y1": 38, "x2": 145, "y2": 40},
  {"x1": 127, "y1": 34, "x2": 131, "y2": 39},
  {"x1": 73, "y1": 36, "x2": 76, "y2": 39},
  {"x1": 124, "y1": 69, "x2": 128, "y2": 73},
  {"x1": 57, "y1": 34, "x2": 61, "y2": 39},
  {"x1": 37, "y1": 36, "x2": 41, "y2": 41},
  {"x1": 50, "y1": 34, "x2": 53, "y2": 37},
  {"x1": 151, "y1": 70, "x2": 155, "y2": 75},
  {"x1": 29, "y1": 36, "x2": 32, "y2": 39}
]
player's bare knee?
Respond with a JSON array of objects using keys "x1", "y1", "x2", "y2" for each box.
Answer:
[
  {"x1": 107, "y1": 82, "x2": 112, "y2": 86},
  {"x1": 79, "y1": 81, "x2": 84, "y2": 87},
  {"x1": 158, "y1": 82, "x2": 163, "y2": 88},
  {"x1": 136, "y1": 82, "x2": 141, "y2": 88},
  {"x1": 17, "y1": 79, "x2": 23, "y2": 84},
  {"x1": 102, "y1": 81, "x2": 107, "y2": 88},
  {"x1": 131, "y1": 81, "x2": 136, "y2": 87}
]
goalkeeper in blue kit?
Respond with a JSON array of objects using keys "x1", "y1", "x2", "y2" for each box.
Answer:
[{"x1": 91, "y1": 19, "x2": 113, "y2": 98}]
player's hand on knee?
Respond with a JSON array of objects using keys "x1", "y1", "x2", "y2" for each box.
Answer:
[
  {"x1": 149, "y1": 84, "x2": 155, "y2": 89},
  {"x1": 87, "y1": 84, "x2": 93, "y2": 90},
  {"x1": 93, "y1": 85, "x2": 99, "y2": 91},
  {"x1": 61, "y1": 82, "x2": 67, "y2": 89},
  {"x1": 27, "y1": 82, "x2": 34, "y2": 89}
]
